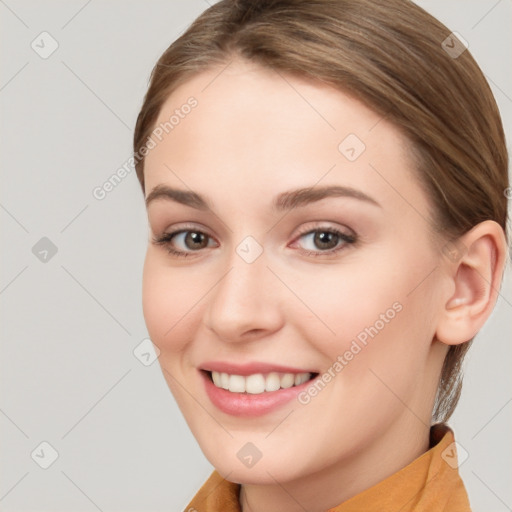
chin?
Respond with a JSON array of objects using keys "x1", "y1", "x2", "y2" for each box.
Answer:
[{"x1": 195, "y1": 435, "x2": 316, "y2": 485}]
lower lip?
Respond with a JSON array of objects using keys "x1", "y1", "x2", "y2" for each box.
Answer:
[{"x1": 201, "y1": 371, "x2": 314, "y2": 417}]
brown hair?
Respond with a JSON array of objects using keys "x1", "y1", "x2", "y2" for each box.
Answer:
[{"x1": 133, "y1": 0, "x2": 509, "y2": 423}]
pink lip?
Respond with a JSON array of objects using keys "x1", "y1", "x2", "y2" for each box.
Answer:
[
  {"x1": 199, "y1": 368, "x2": 317, "y2": 417},
  {"x1": 200, "y1": 360, "x2": 315, "y2": 376}
]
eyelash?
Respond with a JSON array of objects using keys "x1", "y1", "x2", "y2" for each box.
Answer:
[{"x1": 151, "y1": 224, "x2": 357, "y2": 259}]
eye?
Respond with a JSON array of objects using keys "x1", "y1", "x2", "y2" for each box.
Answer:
[
  {"x1": 292, "y1": 225, "x2": 356, "y2": 257},
  {"x1": 152, "y1": 227, "x2": 217, "y2": 258}
]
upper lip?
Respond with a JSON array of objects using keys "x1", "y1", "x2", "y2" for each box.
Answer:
[{"x1": 200, "y1": 361, "x2": 317, "y2": 376}]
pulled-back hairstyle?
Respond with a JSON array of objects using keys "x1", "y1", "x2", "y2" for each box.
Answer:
[{"x1": 133, "y1": 0, "x2": 509, "y2": 423}]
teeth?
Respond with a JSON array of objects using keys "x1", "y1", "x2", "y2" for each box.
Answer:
[
  {"x1": 210, "y1": 371, "x2": 312, "y2": 394},
  {"x1": 295, "y1": 373, "x2": 309, "y2": 385},
  {"x1": 245, "y1": 374, "x2": 265, "y2": 394},
  {"x1": 265, "y1": 372, "x2": 281, "y2": 392},
  {"x1": 280, "y1": 373, "x2": 295, "y2": 389},
  {"x1": 212, "y1": 371, "x2": 221, "y2": 387},
  {"x1": 229, "y1": 375, "x2": 245, "y2": 393}
]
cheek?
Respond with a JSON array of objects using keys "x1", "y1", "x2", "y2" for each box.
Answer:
[
  {"x1": 142, "y1": 251, "x2": 205, "y2": 354},
  {"x1": 293, "y1": 264, "x2": 404, "y2": 347},
  {"x1": 300, "y1": 247, "x2": 437, "y2": 377}
]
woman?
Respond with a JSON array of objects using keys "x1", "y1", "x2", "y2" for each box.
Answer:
[{"x1": 133, "y1": 0, "x2": 509, "y2": 510}]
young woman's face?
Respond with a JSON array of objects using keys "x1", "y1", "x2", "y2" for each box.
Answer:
[{"x1": 142, "y1": 59, "x2": 450, "y2": 484}]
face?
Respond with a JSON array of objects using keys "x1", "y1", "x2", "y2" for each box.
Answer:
[{"x1": 141, "y1": 59, "x2": 449, "y2": 485}]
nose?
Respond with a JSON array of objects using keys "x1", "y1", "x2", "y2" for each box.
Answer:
[{"x1": 202, "y1": 247, "x2": 284, "y2": 343}]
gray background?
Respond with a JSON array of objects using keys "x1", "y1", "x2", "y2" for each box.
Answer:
[{"x1": 1, "y1": 1, "x2": 511, "y2": 511}]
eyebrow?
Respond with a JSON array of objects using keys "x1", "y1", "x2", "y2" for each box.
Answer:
[{"x1": 145, "y1": 184, "x2": 381, "y2": 211}]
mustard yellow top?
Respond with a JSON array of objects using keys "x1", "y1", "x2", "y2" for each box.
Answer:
[{"x1": 184, "y1": 423, "x2": 472, "y2": 511}]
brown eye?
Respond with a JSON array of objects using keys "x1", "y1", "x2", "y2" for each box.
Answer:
[
  {"x1": 183, "y1": 231, "x2": 209, "y2": 250},
  {"x1": 312, "y1": 231, "x2": 340, "y2": 250},
  {"x1": 297, "y1": 228, "x2": 355, "y2": 253},
  {"x1": 152, "y1": 228, "x2": 217, "y2": 258}
]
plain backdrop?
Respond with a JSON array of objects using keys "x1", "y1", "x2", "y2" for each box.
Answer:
[{"x1": 1, "y1": 1, "x2": 511, "y2": 511}]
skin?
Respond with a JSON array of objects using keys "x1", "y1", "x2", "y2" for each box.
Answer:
[{"x1": 141, "y1": 58, "x2": 506, "y2": 512}]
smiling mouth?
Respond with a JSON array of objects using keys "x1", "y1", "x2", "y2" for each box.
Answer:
[{"x1": 203, "y1": 370, "x2": 319, "y2": 395}]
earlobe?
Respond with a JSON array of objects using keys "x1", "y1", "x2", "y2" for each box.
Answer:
[{"x1": 435, "y1": 220, "x2": 507, "y2": 346}]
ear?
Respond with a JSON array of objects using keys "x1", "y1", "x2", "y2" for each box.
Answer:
[{"x1": 435, "y1": 220, "x2": 508, "y2": 346}]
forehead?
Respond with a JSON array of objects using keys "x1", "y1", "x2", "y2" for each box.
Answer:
[
  {"x1": 143, "y1": 59, "x2": 427, "y2": 219},
  {"x1": 150, "y1": 59, "x2": 394, "y2": 156}
]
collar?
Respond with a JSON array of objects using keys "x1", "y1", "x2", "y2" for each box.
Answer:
[{"x1": 185, "y1": 423, "x2": 471, "y2": 512}]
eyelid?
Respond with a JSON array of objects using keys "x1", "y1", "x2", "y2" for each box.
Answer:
[
  {"x1": 157, "y1": 222, "x2": 216, "y2": 239},
  {"x1": 291, "y1": 221, "x2": 355, "y2": 240}
]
